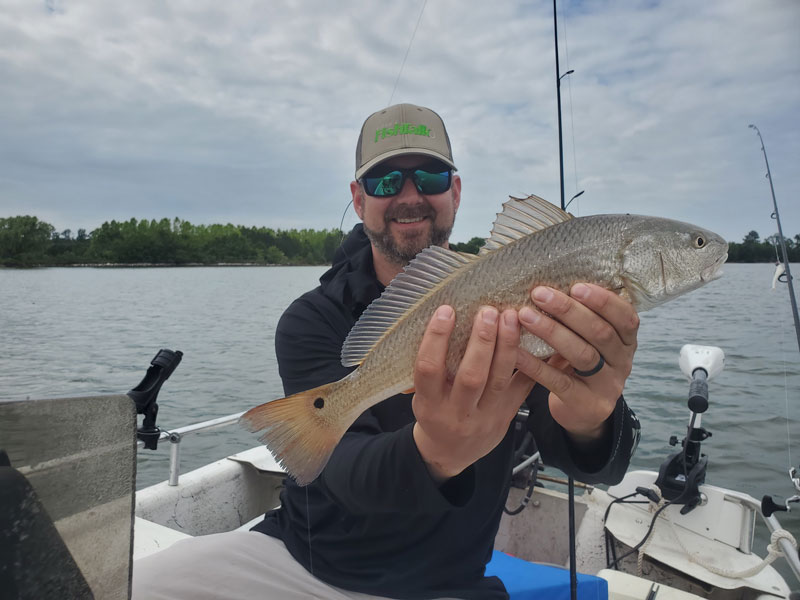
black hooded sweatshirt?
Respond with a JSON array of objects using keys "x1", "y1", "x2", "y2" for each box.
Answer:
[{"x1": 253, "y1": 225, "x2": 639, "y2": 599}]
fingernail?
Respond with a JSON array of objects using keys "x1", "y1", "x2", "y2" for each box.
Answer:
[
  {"x1": 481, "y1": 306, "x2": 498, "y2": 325},
  {"x1": 503, "y1": 310, "x2": 518, "y2": 328},
  {"x1": 532, "y1": 287, "x2": 553, "y2": 303},
  {"x1": 436, "y1": 305, "x2": 454, "y2": 320},
  {"x1": 571, "y1": 283, "x2": 589, "y2": 299},
  {"x1": 519, "y1": 306, "x2": 540, "y2": 325}
]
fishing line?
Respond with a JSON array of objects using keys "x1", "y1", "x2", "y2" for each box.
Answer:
[
  {"x1": 336, "y1": 0, "x2": 427, "y2": 254},
  {"x1": 387, "y1": 0, "x2": 428, "y2": 106},
  {"x1": 780, "y1": 297, "x2": 793, "y2": 470},
  {"x1": 338, "y1": 199, "x2": 354, "y2": 254},
  {"x1": 306, "y1": 487, "x2": 314, "y2": 575}
]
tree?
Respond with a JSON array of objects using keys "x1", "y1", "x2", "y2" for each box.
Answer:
[
  {"x1": 0, "y1": 216, "x2": 55, "y2": 263},
  {"x1": 451, "y1": 237, "x2": 485, "y2": 255},
  {"x1": 743, "y1": 230, "x2": 760, "y2": 244},
  {"x1": 264, "y1": 245, "x2": 286, "y2": 264}
]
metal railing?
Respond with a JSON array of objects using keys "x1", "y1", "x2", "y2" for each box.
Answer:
[
  {"x1": 137, "y1": 410, "x2": 245, "y2": 486},
  {"x1": 724, "y1": 490, "x2": 800, "y2": 582}
]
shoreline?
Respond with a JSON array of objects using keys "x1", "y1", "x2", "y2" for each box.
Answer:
[
  {"x1": 0, "y1": 262, "x2": 328, "y2": 269},
  {"x1": 3, "y1": 260, "x2": 796, "y2": 269}
]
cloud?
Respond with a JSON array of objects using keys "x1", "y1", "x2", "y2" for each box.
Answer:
[{"x1": 0, "y1": 0, "x2": 797, "y2": 243}]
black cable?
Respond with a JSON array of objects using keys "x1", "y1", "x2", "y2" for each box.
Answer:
[
  {"x1": 602, "y1": 492, "x2": 646, "y2": 568},
  {"x1": 602, "y1": 491, "x2": 640, "y2": 524},
  {"x1": 504, "y1": 454, "x2": 539, "y2": 516},
  {"x1": 607, "y1": 502, "x2": 674, "y2": 570},
  {"x1": 504, "y1": 475, "x2": 536, "y2": 516}
]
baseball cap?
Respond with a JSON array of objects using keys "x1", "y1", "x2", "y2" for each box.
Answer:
[{"x1": 354, "y1": 103, "x2": 457, "y2": 180}]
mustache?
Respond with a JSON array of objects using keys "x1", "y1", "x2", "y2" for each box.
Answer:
[{"x1": 384, "y1": 203, "x2": 436, "y2": 223}]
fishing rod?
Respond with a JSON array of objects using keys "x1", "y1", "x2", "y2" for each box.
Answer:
[
  {"x1": 748, "y1": 124, "x2": 800, "y2": 355},
  {"x1": 552, "y1": 2, "x2": 578, "y2": 599},
  {"x1": 749, "y1": 124, "x2": 800, "y2": 541}
]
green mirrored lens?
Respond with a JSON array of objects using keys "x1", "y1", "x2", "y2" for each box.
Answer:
[
  {"x1": 413, "y1": 170, "x2": 450, "y2": 194},
  {"x1": 365, "y1": 171, "x2": 404, "y2": 196}
]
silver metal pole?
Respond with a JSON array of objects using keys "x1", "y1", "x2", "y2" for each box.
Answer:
[
  {"x1": 137, "y1": 410, "x2": 246, "y2": 450},
  {"x1": 168, "y1": 432, "x2": 181, "y2": 486}
]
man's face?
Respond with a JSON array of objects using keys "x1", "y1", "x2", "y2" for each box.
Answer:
[{"x1": 351, "y1": 155, "x2": 461, "y2": 266}]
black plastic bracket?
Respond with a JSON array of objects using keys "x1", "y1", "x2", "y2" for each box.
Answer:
[{"x1": 127, "y1": 348, "x2": 183, "y2": 450}]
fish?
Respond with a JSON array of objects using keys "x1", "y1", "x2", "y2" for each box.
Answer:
[{"x1": 240, "y1": 195, "x2": 728, "y2": 485}]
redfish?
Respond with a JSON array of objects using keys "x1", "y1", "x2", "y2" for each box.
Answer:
[{"x1": 241, "y1": 195, "x2": 727, "y2": 485}]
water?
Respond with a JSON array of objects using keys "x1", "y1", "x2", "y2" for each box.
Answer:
[{"x1": 2, "y1": 264, "x2": 798, "y2": 571}]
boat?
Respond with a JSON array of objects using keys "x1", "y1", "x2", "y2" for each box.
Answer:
[
  {"x1": 3, "y1": 3, "x2": 798, "y2": 599},
  {"x1": 2, "y1": 341, "x2": 798, "y2": 599}
]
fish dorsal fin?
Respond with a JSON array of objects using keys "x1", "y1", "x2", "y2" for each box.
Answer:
[
  {"x1": 479, "y1": 194, "x2": 573, "y2": 255},
  {"x1": 341, "y1": 246, "x2": 478, "y2": 367}
]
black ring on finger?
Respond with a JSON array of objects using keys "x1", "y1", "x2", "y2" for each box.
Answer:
[{"x1": 574, "y1": 355, "x2": 605, "y2": 377}]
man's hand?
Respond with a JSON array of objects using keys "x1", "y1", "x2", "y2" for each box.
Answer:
[
  {"x1": 412, "y1": 305, "x2": 535, "y2": 483},
  {"x1": 516, "y1": 283, "x2": 639, "y2": 442}
]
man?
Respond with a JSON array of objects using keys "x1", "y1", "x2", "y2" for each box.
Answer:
[
  {"x1": 257, "y1": 103, "x2": 639, "y2": 596},
  {"x1": 133, "y1": 104, "x2": 639, "y2": 600}
]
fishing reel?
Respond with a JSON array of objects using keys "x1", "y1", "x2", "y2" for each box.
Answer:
[{"x1": 655, "y1": 345, "x2": 724, "y2": 514}]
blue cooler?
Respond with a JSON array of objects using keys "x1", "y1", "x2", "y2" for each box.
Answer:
[{"x1": 486, "y1": 551, "x2": 608, "y2": 600}]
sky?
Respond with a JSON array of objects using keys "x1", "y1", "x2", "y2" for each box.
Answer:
[{"x1": 0, "y1": 0, "x2": 798, "y2": 245}]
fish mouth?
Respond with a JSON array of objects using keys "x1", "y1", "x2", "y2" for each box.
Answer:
[{"x1": 700, "y1": 252, "x2": 728, "y2": 282}]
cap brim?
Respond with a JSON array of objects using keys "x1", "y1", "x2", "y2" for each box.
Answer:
[{"x1": 355, "y1": 149, "x2": 457, "y2": 180}]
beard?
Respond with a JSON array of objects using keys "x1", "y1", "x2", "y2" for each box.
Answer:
[{"x1": 362, "y1": 200, "x2": 454, "y2": 266}]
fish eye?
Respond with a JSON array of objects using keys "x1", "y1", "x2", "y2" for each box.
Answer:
[{"x1": 693, "y1": 235, "x2": 706, "y2": 248}]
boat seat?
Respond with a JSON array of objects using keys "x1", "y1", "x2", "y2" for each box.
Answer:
[{"x1": 486, "y1": 551, "x2": 608, "y2": 600}]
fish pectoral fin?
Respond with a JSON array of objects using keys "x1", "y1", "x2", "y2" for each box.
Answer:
[
  {"x1": 239, "y1": 381, "x2": 349, "y2": 486},
  {"x1": 341, "y1": 246, "x2": 478, "y2": 367}
]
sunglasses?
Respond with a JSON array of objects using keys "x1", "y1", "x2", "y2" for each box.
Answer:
[{"x1": 361, "y1": 164, "x2": 452, "y2": 197}]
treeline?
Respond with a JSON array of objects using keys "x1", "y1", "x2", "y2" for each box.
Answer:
[
  {"x1": 727, "y1": 230, "x2": 800, "y2": 263},
  {"x1": 0, "y1": 216, "x2": 343, "y2": 266},
  {"x1": 1, "y1": 216, "x2": 798, "y2": 267}
]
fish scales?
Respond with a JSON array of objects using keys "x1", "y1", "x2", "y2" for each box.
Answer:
[{"x1": 240, "y1": 197, "x2": 728, "y2": 485}]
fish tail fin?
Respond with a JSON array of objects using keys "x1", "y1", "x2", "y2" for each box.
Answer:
[{"x1": 239, "y1": 381, "x2": 348, "y2": 486}]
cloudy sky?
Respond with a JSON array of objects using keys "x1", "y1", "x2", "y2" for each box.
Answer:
[{"x1": 1, "y1": 0, "x2": 798, "y2": 244}]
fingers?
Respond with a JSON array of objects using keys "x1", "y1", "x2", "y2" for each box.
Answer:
[
  {"x1": 570, "y1": 283, "x2": 639, "y2": 346},
  {"x1": 515, "y1": 348, "x2": 615, "y2": 438},
  {"x1": 479, "y1": 309, "x2": 526, "y2": 409},
  {"x1": 449, "y1": 306, "x2": 500, "y2": 406},
  {"x1": 519, "y1": 284, "x2": 638, "y2": 371},
  {"x1": 516, "y1": 284, "x2": 638, "y2": 439},
  {"x1": 414, "y1": 305, "x2": 456, "y2": 398},
  {"x1": 515, "y1": 348, "x2": 576, "y2": 401}
]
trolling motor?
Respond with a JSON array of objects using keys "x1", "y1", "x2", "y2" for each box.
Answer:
[
  {"x1": 655, "y1": 345, "x2": 725, "y2": 514},
  {"x1": 127, "y1": 348, "x2": 183, "y2": 450}
]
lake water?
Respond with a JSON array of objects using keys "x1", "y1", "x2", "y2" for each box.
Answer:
[{"x1": 1, "y1": 263, "x2": 798, "y2": 564}]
